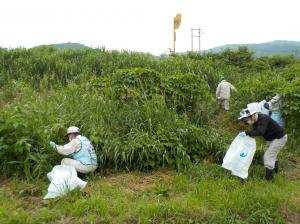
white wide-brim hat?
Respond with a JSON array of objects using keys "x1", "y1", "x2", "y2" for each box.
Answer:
[
  {"x1": 238, "y1": 108, "x2": 251, "y2": 120},
  {"x1": 238, "y1": 102, "x2": 260, "y2": 120}
]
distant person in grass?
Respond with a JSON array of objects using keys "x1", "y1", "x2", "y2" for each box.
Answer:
[
  {"x1": 50, "y1": 126, "x2": 98, "y2": 174},
  {"x1": 216, "y1": 75, "x2": 237, "y2": 111},
  {"x1": 239, "y1": 103, "x2": 288, "y2": 181},
  {"x1": 256, "y1": 94, "x2": 284, "y2": 127},
  {"x1": 268, "y1": 93, "x2": 285, "y2": 127}
]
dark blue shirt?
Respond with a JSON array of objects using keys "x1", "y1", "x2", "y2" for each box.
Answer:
[{"x1": 246, "y1": 114, "x2": 285, "y2": 141}]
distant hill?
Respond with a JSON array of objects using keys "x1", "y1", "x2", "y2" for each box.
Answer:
[
  {"x1": 207, "y1": 40, "x2": 300, "y2": 57},
  {"x1": 51, "y1": 42, "x2": 89, "y2": 49}
]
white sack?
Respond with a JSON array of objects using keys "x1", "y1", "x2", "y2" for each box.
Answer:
[
  {"x1": 222, "y1": 133, "x2": 256, "y2": 179},
  {"x1": 43, "y1": 165, "x2": 87, "y2": 200}
]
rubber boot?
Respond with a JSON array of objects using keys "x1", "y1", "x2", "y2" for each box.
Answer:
[
  {"x1": 274, "y1": 161, "x2": 279, "y2": 173},
  {"x1": 265, "y1": 168, "x2": 274, "y2": 181}
]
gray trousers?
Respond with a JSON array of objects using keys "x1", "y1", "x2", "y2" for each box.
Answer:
[
  {"x1": 61, "y1": 158, "x2": 98, "y2": 174},
  {"x1": 264, "y1": 135, "x2": 288, "y2": 169},
  {"x1": 219, "y1": 99, "x2": 230, "y2": 111}
]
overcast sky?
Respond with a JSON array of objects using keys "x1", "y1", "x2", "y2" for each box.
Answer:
[{"x1": 0, "y1": 0, "x2": 299, "y2": 55}]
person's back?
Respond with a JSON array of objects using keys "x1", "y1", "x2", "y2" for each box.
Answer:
[
  {"x1": 216, "y1": 77, "x2": 237, "y2": 111},
  {"x1": 216, "y1": 80, "x2": 235, "y2": 99},
  {"x1": 73, "y1": 135, "x2": 98, "y2": 166},
  {"x1": 247, "y1": 113, "x2": 285, "y2": 141}
]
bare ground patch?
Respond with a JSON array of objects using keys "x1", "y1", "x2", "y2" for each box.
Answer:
[
  {"x1": 284, "y1": 157, "x2": 300, "y2": 180},
  {"x1": 94, "y1": 168, "x2": 175, "y2": 193},
  {"x1": 280, "y1": 157, "x2": 300, "y2": 224},
  {"x1": 281, "y1": 205, "x2": 300, "y2": 224}
]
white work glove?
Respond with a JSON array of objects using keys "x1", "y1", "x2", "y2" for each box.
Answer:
[
  {"x1": 49, "y1": 141, "x2": 57, "y2": 149},
  {"x1": 240, "y1": 132, "x2": 247, "y2": 137}
]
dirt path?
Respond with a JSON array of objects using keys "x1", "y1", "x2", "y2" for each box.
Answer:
[{"x1": 86, "y1": 168, "x2": 175, "y2": 194}]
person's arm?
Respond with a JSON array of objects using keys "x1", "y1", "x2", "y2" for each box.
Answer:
[
  {"x1": 56, "y1": 138, "x2": 81, "y2": 156},
  {"x1": 230, "y1": 83, "x2": 237, "y2": 92},
  {"x1": 246, "y1": 118, "x2": 268, "y2": 137}
]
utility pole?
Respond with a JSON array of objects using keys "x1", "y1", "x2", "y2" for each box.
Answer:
[{"x1": 191, "y1": 27, "x2": 202, "y2": 53}]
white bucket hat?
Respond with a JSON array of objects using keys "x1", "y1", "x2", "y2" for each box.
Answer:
[
  {"x1": 238, "y1": 102, "x2": 260, "y2": 120},
  {"x1": 65, "y1": 126, "x2": 80, "y2": 136}
]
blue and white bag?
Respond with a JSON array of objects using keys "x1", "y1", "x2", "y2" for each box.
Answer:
[{"x1": 222, "y1": 133, "x2": 256, "y2": 179}]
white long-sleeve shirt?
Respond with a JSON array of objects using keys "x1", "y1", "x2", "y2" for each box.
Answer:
[
  {"x1": 56, "y1": 138, "x2": 81, "y2": 156},
  {"x1": 216, "y1": 80, "x2": 237, "y2": 100}
]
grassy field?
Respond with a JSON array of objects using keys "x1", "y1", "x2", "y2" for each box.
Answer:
[
  {"x1": 0, "y1": 48, "x2": 299, "y2": 223},
  {"x1": 1, "y1": 157, "x2": 299, "y2": 224}
]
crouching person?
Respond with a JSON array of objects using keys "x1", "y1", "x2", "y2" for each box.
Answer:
[
  {"x1": 238, "y1": 103, "x2": 287, "y2": 181},
  {"x1": 50, "y1": 126, "x2": 98, "y2": 174}
]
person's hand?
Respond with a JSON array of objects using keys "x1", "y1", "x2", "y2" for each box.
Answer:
[
  {"x1": 50, "y1": 141, "x2": 57, "y2": 149},
  {"x1": 240, "y1": 132, "x2": 247, "y2": 137}
]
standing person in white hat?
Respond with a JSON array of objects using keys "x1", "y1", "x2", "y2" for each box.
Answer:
[
  {"x1": 238, "y1": 103, "x2": 288, "y2": 181},
  {"x1": 50, "y1": 126, "x2": 98, "y2": 174}
]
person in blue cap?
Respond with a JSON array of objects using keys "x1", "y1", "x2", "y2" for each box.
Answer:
[{"x1": 216, "y1": 75, "x2": 237, "y2": 111}]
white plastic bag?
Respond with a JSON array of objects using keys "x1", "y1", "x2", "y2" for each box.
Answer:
[
  {"x1": 222, "y1": 133, "x2": 256, "y2": 179},
  {"x1": 43, "y1": 165, "x2": 87, "y2": 200}
]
